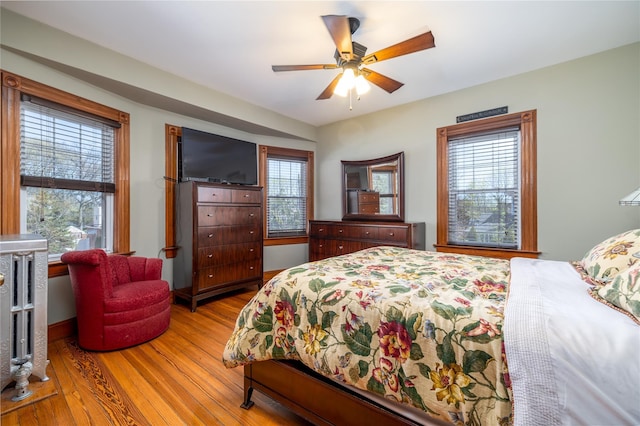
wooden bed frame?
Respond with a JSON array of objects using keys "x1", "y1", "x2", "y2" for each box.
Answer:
[{"x1": 241, "y1": 360, "x2": 449, "y2": 426}]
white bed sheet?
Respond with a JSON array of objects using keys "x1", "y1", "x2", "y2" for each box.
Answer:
[{"x1": 505, "y1": 257, "x2": 640, "y2": 426}]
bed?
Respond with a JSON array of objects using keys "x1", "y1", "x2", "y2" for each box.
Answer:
[{"x1": 222, "y1": 231, "x2": 640, "y2": 425}]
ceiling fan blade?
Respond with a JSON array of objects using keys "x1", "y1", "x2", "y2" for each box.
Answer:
[
  {"x1": 272, "y1": 64, "x2": 339, "y2": 72},
  {"x1": 361, "y1": 68, "x2": 404, "y2": 93},
  {"x1": 362, "y1": 31, "x2": 435, "y2": 65},
  {"x1": 321, "y1": 15, "x2": 353, "y2": 61},
  {"x1": 316, "y1": 74, "x2": 342, "y2": 100}
]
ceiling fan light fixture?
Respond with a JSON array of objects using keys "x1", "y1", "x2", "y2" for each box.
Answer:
[
  {"x1": 355, "y1": 74, "x2": 370, "y2": 95},
  {"x1": 334, "y1": 68, "x2": 356, "y2": 97}
]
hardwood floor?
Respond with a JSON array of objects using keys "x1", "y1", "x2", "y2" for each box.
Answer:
[{"x1": 1, "y1": 289, "x2": 311, "y2": 425}]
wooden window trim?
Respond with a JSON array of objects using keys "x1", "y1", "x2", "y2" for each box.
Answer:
[
  {"x1": 1, "y1": 70, "x2": 130, "y2": 277},
  {"x1": 163, "y1": 124, "x2": 180, "y2": 258},
  {"x1": 259, "y1": 145, "x2": 314, "y2": 246},
  {"x1": 435, "y1": 110, "x2": 538, "y2": 259}
]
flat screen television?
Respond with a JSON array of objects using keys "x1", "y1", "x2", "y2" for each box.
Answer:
[{"x1": 179, "y1": 127, "x2": 257, "y2": 185}]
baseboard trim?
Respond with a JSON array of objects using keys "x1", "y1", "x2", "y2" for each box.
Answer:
[
  {"x1": 48, "y1": 318, "x2": 76, "y2": 343},
  {"x1": 263, "y1": 269, "x2": 284, "y2": 284}
]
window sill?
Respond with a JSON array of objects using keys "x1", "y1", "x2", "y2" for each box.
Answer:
[
  {"x1": 264, "y1": 236, "x2": 309, "y2": 246},
  {"x1": 433, "y1": 244, "x2": 539, "y2": 259},
  {"x1": 48, "y1": 261, "x2": 68, "y2": 278}
]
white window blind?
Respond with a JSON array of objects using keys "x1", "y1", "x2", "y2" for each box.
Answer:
[
  {"x1": 448, "y1": 128, "x2": 520, "y2": 249},
  {"x1": 266, "y1": 156, "x2": 308, "y2": 237},
  {"x1": 20, "y1": 95, "x2": 116, "y2": 192}
]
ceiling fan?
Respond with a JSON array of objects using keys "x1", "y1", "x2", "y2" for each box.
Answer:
[{"x1": 272, "y1": 15, "x2": 435, "y2": 100}]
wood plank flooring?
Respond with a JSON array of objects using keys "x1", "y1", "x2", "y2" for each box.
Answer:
[{"x1": 1, "y1": 289, "x2": 311, "y2": 426}]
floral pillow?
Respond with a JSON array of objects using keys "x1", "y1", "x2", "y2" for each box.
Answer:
[
  {"x1": 590, "y1": 262, "x2": 640, "y2": 325},
  {"x1": 574, "y1": 229, "x2": 640, "y2": 285}
]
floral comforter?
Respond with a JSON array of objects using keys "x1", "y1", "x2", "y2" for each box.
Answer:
[{"x1": 223, "y1": 246, "x2": 512, "y2": 425}]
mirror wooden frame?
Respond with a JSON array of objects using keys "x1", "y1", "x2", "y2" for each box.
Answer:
[{"x1": 341, "y1": 152, "x2": 405, "y2": 222}]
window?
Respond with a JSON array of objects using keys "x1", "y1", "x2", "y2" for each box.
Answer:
[
  {"x1": 436, "y1": 110, "x2": 538, "y2": 259},
  {"x1": 259, "y1": 146, "x2": 314, "y2": 245},
  {"x1": 1, "y1": 70, "x2": 130, "y2": 276},
  {"x1": 20, "y1": 96, "x2": 118, "y2": 259},
  {"x1": 371, "y1": 165, "x2": 398, "y2": 215}
]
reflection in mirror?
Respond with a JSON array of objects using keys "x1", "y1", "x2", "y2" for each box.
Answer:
[{"x1": 342, "y1": 152, "x2": 404, "y2": 222}]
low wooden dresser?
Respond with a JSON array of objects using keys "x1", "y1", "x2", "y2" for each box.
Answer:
[{"x1": 309, "y1": 220, "x2": 426, "y2": 261}]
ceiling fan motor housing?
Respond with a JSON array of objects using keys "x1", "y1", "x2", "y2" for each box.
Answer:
[
  {"x1": 348, "y1": 17, "x2": 360, "y2": 34},
  {"x1": 334, "y1": 41, "x2": 368, "y2": 66}
]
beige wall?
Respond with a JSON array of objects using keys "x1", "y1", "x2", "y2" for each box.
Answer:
[
  {"x1": 1, "y1": 9, "x2": 639, "y2": 323},
  {"x1": 317, "y1": 42, "x2": 640, "y2": 261}
]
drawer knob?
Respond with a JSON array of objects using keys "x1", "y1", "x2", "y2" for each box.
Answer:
[
  {"x1": 249, "y1": 266, "x2": 254, "y2": 270},
  {"x1": 208, "y1": 274, "x2": 213, "y2": 278},
  {"x1": 208, "y1": 254, "x2": 213, "y2": 258},
  {"x1": 211, "y1": 193, "x2": 216, "y2": 197},
  {"x1": 319, "y1": 244, "x2": 323, "y2": 248},
  {"x1": 338, "y1": 245, "x2": 343, "y2": 250},
  {"x1": 249, "y1": 213, "x2": 255, "y2": 217},
  {"x1": 0, "y1": 273, "x2": 4, "y2": 286},
  {"x1": 244, "y1": 194, "x2": 250, "y2": 198},
  {"x1": 249, "y1": 248, "x2": 254, "y2": 252},
  {"x1": 389, "y1": 232, "x2": 395, "y2": 236},
  {"x1": 318, "y1": 228, "x2": 324, "y2": 232},
  {"x1": 208, "y1": 234, "x2": 214, "y2": 238},
  {"x1": 339, "y1": 229, "x2": 343, "y2": 233},
  {"x1": 365, "y1": 231, "x2": 370, "y2": 235},
  {"x1": 207, "y1": 213, "x2": 213, "y2": 217},
  {"x1": 250, "y1": 230, "x2": 254, "y2": 234}
]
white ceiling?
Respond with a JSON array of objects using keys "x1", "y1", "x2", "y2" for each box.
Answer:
[{"x1": 2, "y1": 1, "x2": 639, "y2": 127}]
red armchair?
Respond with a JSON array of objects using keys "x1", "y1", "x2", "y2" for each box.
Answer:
[{"x1": 61, "y1": 249, "x2": 171, "y2": 351}]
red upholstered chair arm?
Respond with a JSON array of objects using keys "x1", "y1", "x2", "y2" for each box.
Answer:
[
  {"x1": 127, "y1": 256, "x2": 163, "y2": 282},
  {"x1": 60, "y1": 249, "x2": 114, "y2": 299},
  {"x1": 60, "y1": 249, "x2": 104, "y2": 266}
]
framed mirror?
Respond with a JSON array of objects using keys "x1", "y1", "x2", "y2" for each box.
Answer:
[{"x1": 342, "y1": 152, "x2": 405, "y2": 222}]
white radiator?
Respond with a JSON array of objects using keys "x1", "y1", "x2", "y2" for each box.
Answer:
[{"x1": 0, "y1": 234, "x2": 49, "y2": 401}]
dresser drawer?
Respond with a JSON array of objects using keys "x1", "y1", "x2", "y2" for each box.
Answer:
[
  {"x1": 358, "y1": 192, "x2": 380, "y2": 203},
  {"x1": 197, "y1": 186, "x2": 232, "y2": 203},
  {"x1": 347, "y1": 226, "x2": 379, "y2": 240},
  {"x1": 310, "y1": 222, "x2": 347, "y2": 237},
  {"x1": 197, "y1": 242, "x2": 261, "y2": 267},
  {"x1": 198, "y1": 206, "x2": 261, "y2": 226},
  {"x1": 377, "y1": 226, "x2": 409, "y2": 243},
  {"x1": 198, "y1": 225, "x2": 261, "y2": 246},
  {"x1": 309, "y1": 222, "x2": 329, "y2": 238},
  {"x1": 196, "y1": 260, "x2": 262, "y2": 292},
  {"x1": 358, "y1": 204, "x2": 379, "y2": 214},
  {"x1": 232, "y1": 189, "x2": 262, "y2": 204}
]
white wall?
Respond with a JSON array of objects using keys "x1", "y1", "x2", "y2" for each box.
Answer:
[{"x1": 317, "y1": 42, "x2": 640, "y2": 261}]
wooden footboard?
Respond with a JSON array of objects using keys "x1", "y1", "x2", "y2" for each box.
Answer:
[{"x1": 242, "y1": 360, "x2": 448, "y2": 426}]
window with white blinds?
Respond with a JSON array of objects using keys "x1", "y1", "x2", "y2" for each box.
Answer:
[
  {"x1": 20, "y1": 96, "x2": 117, "y2": 191},
  {"x1": 447, "y1": 128, "x2": 520, "y2": 249},
  {"x1": 266, "y1": 156, "x2": 308, "y2": 238},
  {"x1": 19, "y1": 95, "x2": 118, "y2": 257}
]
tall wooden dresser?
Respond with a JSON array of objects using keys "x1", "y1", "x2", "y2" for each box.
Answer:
[
  {"x1": 173, "y1": 181, "x2": 263, "y2": 311},
  {"x1": 309, "y1": 220, "x2": 425, "y2": 261}
]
